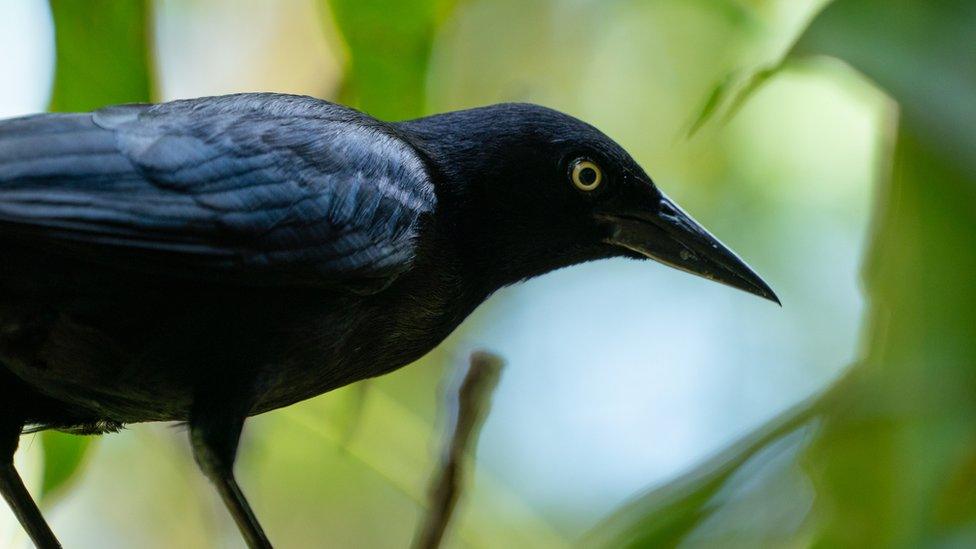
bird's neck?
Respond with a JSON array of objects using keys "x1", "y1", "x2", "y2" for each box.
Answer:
[{"x1": 396, "y1": 115, "x2": 612, "y2": 295}]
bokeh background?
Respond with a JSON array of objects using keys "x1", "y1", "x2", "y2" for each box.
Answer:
[{"x1": 1, "y1": 0, "x2": 973, "y2": 547}]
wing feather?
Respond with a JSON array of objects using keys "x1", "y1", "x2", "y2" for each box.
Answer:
[{"x1": 0, "y1": 93, "x2": 435, "y2": 289}]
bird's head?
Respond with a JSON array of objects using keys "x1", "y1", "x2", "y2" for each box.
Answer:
[{"x1": 400, "y1": 103, "x2": 778, "y2": 304}]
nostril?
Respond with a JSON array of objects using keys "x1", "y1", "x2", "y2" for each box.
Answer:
[{"x1": 659, "y1": 200, "x2": 677, "y2": 217}]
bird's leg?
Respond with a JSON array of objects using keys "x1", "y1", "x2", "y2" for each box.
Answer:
[
  {"x1": 0, "y1": 416, "x2": 61, "y2": 548},
  {"x1": 189, "y1": 404, "x2": 271, "y2": 549}
]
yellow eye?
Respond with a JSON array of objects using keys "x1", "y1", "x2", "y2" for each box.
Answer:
[{"x1": 571, "y1": 159, "x2": 602, "y2": 191}]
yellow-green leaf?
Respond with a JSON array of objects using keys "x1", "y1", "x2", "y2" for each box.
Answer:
[
  {"x1": 320, "y1": 0, "x2": 458, "y2": 120},
  {"x1": 39, "y1": 432, "x2": 92, "y2": 503},
  {"x1": 48, "y1": 0, "x2": 154, "y2": 112}
]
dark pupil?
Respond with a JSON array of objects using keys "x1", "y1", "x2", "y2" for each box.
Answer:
[{"x1": 579, "y1": 167, "x2": 597, "y2": 185}]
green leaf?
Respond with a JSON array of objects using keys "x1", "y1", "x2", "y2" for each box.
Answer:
[
  {"x1": 683, "y1": 2, "x2": 826, "y2": 137},
  {"x1": 793, "y1": 0, "x2": 976, "y2": 176},
  {"x1": 335, "y1": 380, "x2": 370, "y2": 448},
  {"x1": 685, "y1": 69, "x2": 741, "y2": 139},
  {"x1": 583, "y1": 373, "x2": 843, "y2": 548},
  {"x1": 320, "y1": 0, "x2": 458, "y2": 120},
  {"x1": 717, "y1": 61, "x2": 788, "y2": 125},
  {"x1": 684, "y1": 56, "x2": 795, "y2": 139},
  {"x1": 39, "y1": 432, "x2": 93, "y2": 503},
  {"x1": 47, "y1": 0, "x2": 154, "y2": 112}
]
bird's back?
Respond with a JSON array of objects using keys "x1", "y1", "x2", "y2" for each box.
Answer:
[{"x1": 0, "y1": 94, "x2": 435, "y2": 286}]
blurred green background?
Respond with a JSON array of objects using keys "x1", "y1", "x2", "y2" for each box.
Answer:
[{"x1": 1, "y1": 0, "x2": 973, "y2": 547}]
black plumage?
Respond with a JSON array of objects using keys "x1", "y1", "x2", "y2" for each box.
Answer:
[{"x1": 0, "y1": 93, "x2": 776, "y2": 548}]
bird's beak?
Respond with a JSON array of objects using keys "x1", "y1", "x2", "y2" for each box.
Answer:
[{"x1": 601, "y1": 193, "x2": 780, "y2": 304}]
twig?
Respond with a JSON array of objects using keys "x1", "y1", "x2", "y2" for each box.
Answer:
[{"x1": 413, "y1": 351, "x2": 504, "y2": 549}]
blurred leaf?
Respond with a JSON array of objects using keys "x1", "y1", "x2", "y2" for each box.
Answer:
[
  {"x1": 320, "y1": 0, "x2": 458, "y2": 120},
  {"x1": 718, "y1": 60, "x2": 787, "y2": 126},
  {"x1": 793, "y1": 0, "x2": 976, "y2": 177},
  {"x1": 588, "y1": 1, "x2": 976, "y2": 546},
  {"x1": 802, "y1": 123, "x2": 976, "y2": 547},
  {"x1": 686, "y1": 56, "x2": 794, "y2": 139},
  {"x1": 684, "y1": 58, "x2": 788, "y2": 139},
  {"x1": 583, "y1": 372, "x2": 842, "y2": 548},
  {"x1": 39, "y1": 0, "x2": 154, "y2": 507},
  {"x1": 683, "y1": 2, "x2": 819, "y2": 137},
  {"x1": 690, "y1": 0, "x2": 976, "y2": 167},
  {"x1": 685, "y1": 70, "x2": 740, "y2": 139},
  {"x1": 47, "y1": 0, "x2": 154, "y2": 112},
  {"x1": 39, "y1": 432, "x2": 92, "y2": 504},
  {"x1": 335, "y1": 380, "x2": 370, "y2": 448}
]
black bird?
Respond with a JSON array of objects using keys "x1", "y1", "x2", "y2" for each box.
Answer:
[{"x1": 0, "y1": 93, "x2": 777, "y2": 548}]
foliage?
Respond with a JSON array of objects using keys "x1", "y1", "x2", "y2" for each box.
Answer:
[
  {"x1": 47, "y1": 0, "x2": 154, "y2": 112},
  {"x1": 321, "y1": 0, "x2": 458, "y2": 120},
  {"x1": 38, "y1": 432, "x2": 91, "y2": 504},
  {"x1": 586, "y1": 0, "x2": 976, "y2": 546}
]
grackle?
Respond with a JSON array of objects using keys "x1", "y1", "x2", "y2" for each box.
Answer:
[{"x1": 0, "y1": 93, "x2": 777, "y2": 548}]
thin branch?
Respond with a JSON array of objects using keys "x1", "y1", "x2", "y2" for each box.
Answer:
[{"x1": 413, "y1": 351, "x2": 504, "y2": 549}]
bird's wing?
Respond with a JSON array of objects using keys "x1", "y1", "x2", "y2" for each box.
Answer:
[{"x1": 0, "y1": 94, "x2": 435, "y2": 290}]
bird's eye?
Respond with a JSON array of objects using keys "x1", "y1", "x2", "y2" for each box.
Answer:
[{"x1": 571, "y1": 159, "x2": 603, "y2": 192}]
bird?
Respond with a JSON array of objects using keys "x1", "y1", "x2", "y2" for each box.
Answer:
[{"x1": 0, "y1": 92, "x2": 777, "y2": 548}]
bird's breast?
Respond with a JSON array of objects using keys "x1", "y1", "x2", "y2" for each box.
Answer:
[{"x1": 1, "y1": 251, "x2": 483, "y2": 425}]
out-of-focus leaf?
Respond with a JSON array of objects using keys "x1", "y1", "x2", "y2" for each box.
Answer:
[
  {"x1": 718, "y1": 61, "x2": 787, "y2": 125},
  {"x1": 685, "y1": 59, "x2": 789, "y2": 138},
  {"x1": 685, "y1": 70, "x2": 740, "y2": 139},
  {"x1": 588, "y1": 1, "x2": 976, "y2": 546},
  {"x1": 794, "y1": 0, "x2": 976, "y2": 177},
  {"x1": 582, "y1": 371, "x2": 843, "y2": 548},
  {"x1": 320, "y1": 0, "x2": 458, "y2": 120},
  {"x1": 692, "y1": 0, "x2": 976, "y2": 169},
  {"x1": 39, "y1": 432, "x2": 92, "y2": 504},
  {"x1": 683, "y1": 1, "x2": 821, "y2": 137},
  {"x1": 686, "y1": 62, "x2": 782, "y2": 138},
  {"x1": 39, "y1": 0, "x2": 154, "y2": 507},
  {"x1": 334, "y1": 380, "x2": 370, "y2": 448},
  {"x1": 47, "y1": 0, "x2": 154, "y2": 112},
  {"x1": 803, "y1": 124, "x2": 976, "y2": 547},
  {"x1": 790, "y1": 7, "x2": 976, "y2": 540}
]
